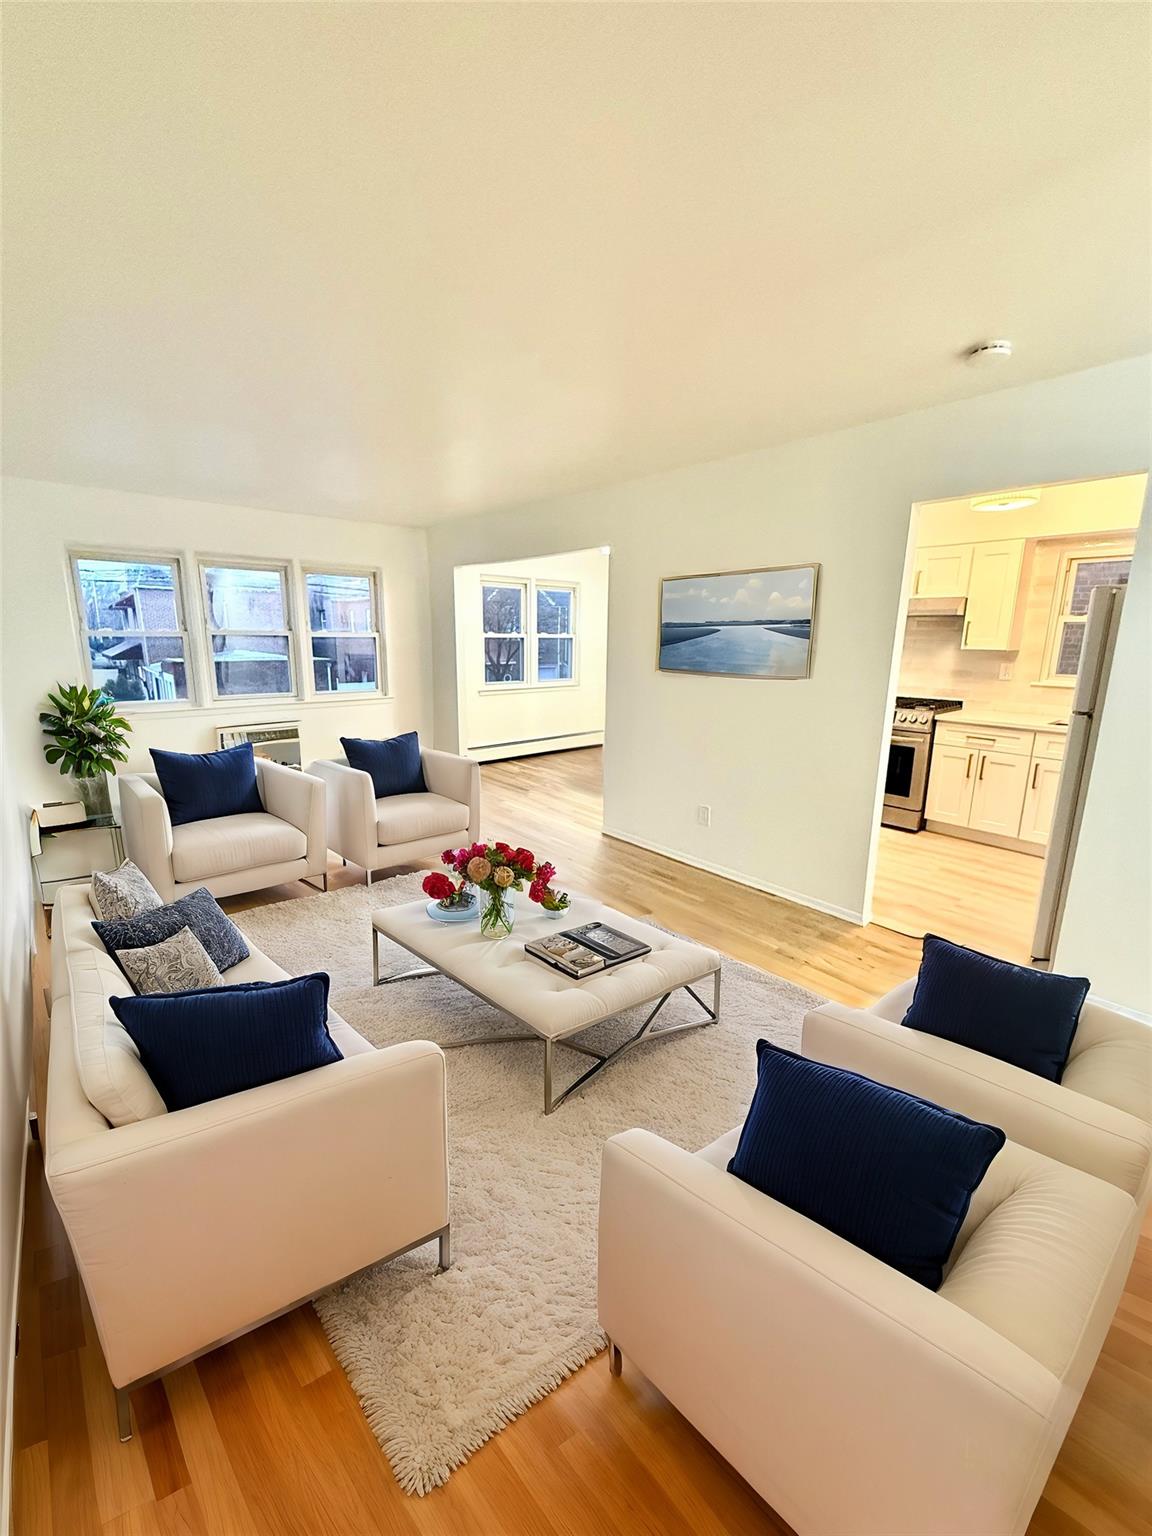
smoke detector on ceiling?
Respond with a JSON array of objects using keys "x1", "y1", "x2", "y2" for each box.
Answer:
[{"x1": 964, "y1": 339, "x2": 1014, "y2": 367}]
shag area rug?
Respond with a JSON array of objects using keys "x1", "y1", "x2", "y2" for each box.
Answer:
[{"x1": 234, "y1": 875, "x2": 823, "y2": 1495}]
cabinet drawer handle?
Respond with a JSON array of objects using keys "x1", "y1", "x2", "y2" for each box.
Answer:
[
  {"x1": 1032, "y1": 762, "x2": 1040, "y2": 790},
  {"x1": 965, "y1": 734, "x2": 996, "y2": 743},
  {"x1": 965, "y1": 752, "x2": 974, "y2": 779},
  {"x1": 914, "y1": 570, "x2": 922, "y2": 595},
  {"x1": 978, "y1": 755, "x2": 986, "y2": 781},
  {"x1": 964, "y1": 620, "x2": 971, "y2": 646}
]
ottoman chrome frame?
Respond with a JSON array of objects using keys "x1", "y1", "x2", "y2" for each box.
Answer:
[{"x1": 372, "y1": 926, "x2": 721, "y2": 1114}]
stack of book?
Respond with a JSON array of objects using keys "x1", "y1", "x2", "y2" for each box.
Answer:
[{"x1": 524, "y1": 921, "x2": 651, "y2": 979}]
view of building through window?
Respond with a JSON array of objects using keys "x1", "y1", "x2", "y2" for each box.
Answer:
[
  {"x1": 482, "y1": 579, "x2": 577, "y2": 685},
  {"x1": 73, "y1": 556, "x2": 190, "y2": 701},
  {"x1": 307, "y1": 571, "x2": 380, "y2": 692},
  {"x1": 202, "y1": 564, "x2": 293, "y2": 696}
]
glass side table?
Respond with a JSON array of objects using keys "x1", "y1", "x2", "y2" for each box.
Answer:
[{"x1": 30, "y1": 810, "x2": 125, "y2": 935}]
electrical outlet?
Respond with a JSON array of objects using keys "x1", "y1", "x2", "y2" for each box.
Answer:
[
  {"x1": 696, "y1": 804, "x2": 711, "y2": 827},
  {"x1": 999, "y1": 662, "x2": 1014, "y2": 681}
]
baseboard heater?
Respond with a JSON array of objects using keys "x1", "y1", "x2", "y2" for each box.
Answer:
[{"x1": 469, "y1": 731, "x2": 602, "y2": 753}]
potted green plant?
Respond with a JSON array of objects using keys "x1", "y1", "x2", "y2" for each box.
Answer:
[{"x1": 40, "y1": 683, "x2": 131, "y2": 820}]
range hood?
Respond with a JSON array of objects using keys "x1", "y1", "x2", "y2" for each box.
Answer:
[{"x1": 908, "y1": 594, "x2": 966, "y2": 618}]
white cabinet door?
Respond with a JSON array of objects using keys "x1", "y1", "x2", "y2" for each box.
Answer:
[
  {"x1": 1019, "y1": 757, "x2": 1063, "y2": 846},
  {"x1": 925, "y1": 744, "x2": 977, "y2": 826},
  {"x1": 913, "y1": 544, "x2": 972, "y2": 599},
  {"x1": 969, "y1": 750, "x2": 1029, "y2": 836},
  {"x1": 962, "y1": 540, "x2": 1025, "y2": 650}
]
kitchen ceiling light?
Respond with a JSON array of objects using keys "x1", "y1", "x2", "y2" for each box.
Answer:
[{"x1": 970, "y1": 489, "x2": 1041, "y2": 513}]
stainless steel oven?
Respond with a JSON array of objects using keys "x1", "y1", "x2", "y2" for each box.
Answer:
[{"x1": 882, "y1": 697, "x2": 963, "y2": 832}]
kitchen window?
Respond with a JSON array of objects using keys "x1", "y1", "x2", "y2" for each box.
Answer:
[
  {"x1": 1041, "y1": 543, "x2": 1133, "y2": 683},
  {"x1": 201, "y1": 561, "x2": 295, "y2": 698},
  {"x1": 71, "y1": 553, "x2": 192, "y2": 704},
  {"x1": 482, "y1": 579, "x2": 578, "y2": 686},
  {"x1": 305, "y1": 569, "x2": 383, "y2": 694}
]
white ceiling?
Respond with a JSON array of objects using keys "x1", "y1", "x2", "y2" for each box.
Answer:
[{"x1": 3, "y1": 3, "x2": 1150, "y2": 527}]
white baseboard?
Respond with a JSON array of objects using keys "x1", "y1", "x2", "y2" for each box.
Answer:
[
  {"x1": 1, "y1": 1104, "x2": 31, "y2": 1536},
  {"x1": 470, "y1": 732, "x2": 604, "y2": 763},
  {"x1": 601, "y1": 826, "x2": 865, "y2": 926}
]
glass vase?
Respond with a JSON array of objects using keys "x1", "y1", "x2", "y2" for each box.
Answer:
[
  {"x1": 71, "y1": 772, "x2": 112, "y2": 821},
  {"x1": 478, "y1": 885, "x2": 515, "y2": 939}
]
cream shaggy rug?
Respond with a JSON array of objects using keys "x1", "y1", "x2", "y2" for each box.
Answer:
[{"x1": 234, "y1": 875, "x2": 823, "y2": 1495}]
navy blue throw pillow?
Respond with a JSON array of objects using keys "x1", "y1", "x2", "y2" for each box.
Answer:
[
  {"x1": 902, "y1": 935, "x2": 1090, "y2": 1083},
  {"x1": 341, "y1": 732, "x2": 426, "y2": 798},
  {"x1": 150, "y1": 743, "x2": 263, "y2": 826},
  {"x1": 94, "y1": 886, "x2": 249, "y2": 974},
  {"x1": 728, "y1": 1042, "x2": 1005, "y2": 1290},
  {"x1": 111, "y1": 972, "x2": 342, "y2": 1112}
]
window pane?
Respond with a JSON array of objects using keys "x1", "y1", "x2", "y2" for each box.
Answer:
[
  {"x1": 538, "y1": 636, "x2": 573, "y2": 680},
  {"x1": 77, "y1": 558, "x2": 179, "y2": 631},
  {"x1": 536, "y1": 587, "x2": 572, "y2": 635},
  {"x1": 307, "y1": 572, "x2": 374, "y2": 634},
  {"x1": 1056, "y1": 621, "x2": 1085, "y2": 677},
  {"x1": 1068, "y1": 558, "x2": 1131, "y2": 615},
  {"x1": 88, "y1": 635, "x2": 189, "y2": 701},
  {"x1": 484, "y1": 636, "x2": 524, "y2": 683},
  {"x1": 483, "y1": 585, "x2": 522, "y2": 634},
  {"x1": 204, "y1": 566, "x2": 286, "y2": 630},
  {"x1": 212, "y1": 633, "x2": 291, "y2": 695},
  {"x1": 312, "y1": 636, "x2": 379, "y2": 693}
]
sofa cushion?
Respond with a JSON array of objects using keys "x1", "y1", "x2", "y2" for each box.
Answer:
[
  {"x1": 375, "y1": 791, "x2": 470, "y2": 847},
  {"x1": 93, "y1": 886, "x2": 250, "y2": 974},
  {"x1": 727, "y1": 1042, "x2": 1005, "y2": 1289},
  {"x1": 68, "y1": 945, "x2": 168, "y2": 1126},
  {"x1": 171, "y1": 811, "x2": 307, "y2": 883},
  {"x1": 115, "y1": 926, "x2": 223, "y2": 996},
  {"x1": 111, "y1": 973, "x2": 343, "y2": 1112},
  {"x1": 903, "y1": 934, "x2": 1089, "y2": 1083},
  {"x1": 150, "y1": 743, "x2": 263, "y2": 826},
  {"x1": 342, "y1": 731, "x2": 426, "y2": 798},
  {"x1": 90, "y1": 859, "x2": 163, "y2": 921}
]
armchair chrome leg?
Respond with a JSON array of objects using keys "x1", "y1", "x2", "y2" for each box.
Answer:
[
  {"x1": 607, "y1": 1340, "x2": 622, "y2": 1377},
  {"x1": 365, "y1": 868, "x2": 373, "y2": 887},
  {"x1": 438, "y1": 1225, "x2": 452, "y2": 1271},
  {"x1": 115, "y1": 1387, "x2": 132, "y2": 1442}
]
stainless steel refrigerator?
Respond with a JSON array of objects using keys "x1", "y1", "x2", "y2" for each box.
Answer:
[{"x1": 1031, "y1": 584, "x2": 1126, "y2": 967}]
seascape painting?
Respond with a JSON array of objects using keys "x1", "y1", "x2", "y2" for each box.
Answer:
[{"x1": 658, "y1": 564, "x2": 819, "y2": 679}]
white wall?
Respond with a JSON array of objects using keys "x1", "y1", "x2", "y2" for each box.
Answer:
[
  {"x1": 453, "y1": 547, "x2": 609, "y2": 761},
  {"x1": 1, "y1": 479, "x2": 434, "y2": 807},
  {"x1": 428, "y1": 357, "x2": 1152, "y2": 1010}
]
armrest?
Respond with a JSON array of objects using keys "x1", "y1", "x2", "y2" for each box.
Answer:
[
  {"x1": 117, "y1": 774, "x2": 175, "y2": 901},
  {"x1": 48, "y1": 1041, "x2": 448, "y2": 1387},
  {"x1": 256, "y1": 759, "x2": 326, "y2": 872},
  {"x1": 802, "y1": 1002, "x2": 1152, "y2": 1199},
  {"x1": 599, "y1": 1129, "x2": 1059, "y2": 1536},
  {"x1": 422, "y1": 749, "x2": 481, "y2": 841},
  {"x1": 306, "y1": 758, "x2": 377, "y2": 868},
  {"x1": 871, "y1": 975, "x2": 916, "y2": 1022}
]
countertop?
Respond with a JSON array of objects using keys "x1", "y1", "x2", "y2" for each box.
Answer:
[{"x1": 943, "y1": 709, "x2": 1069, "y2": 733}]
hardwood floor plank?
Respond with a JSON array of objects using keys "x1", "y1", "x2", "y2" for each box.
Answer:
[
  {"x1": 13, "y1": 1442, "x2": 53, "y2": 1536},
  {"x1": 42, "y1": 1349, "x2": 102, "y2": 1536},
  {"x1": 162, "y1": 1365, "x2": 261, "y2": 1536}
]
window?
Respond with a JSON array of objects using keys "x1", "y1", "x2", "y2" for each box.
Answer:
[
  {"x1": 1041, "y1": 544, "x2": 1133, "y2": 683},
  {"x1": 536, "y1": 586, "x2": 575, "y2": 681},
  {"x1": 72, "y1": 554, "x2": 191, "y2": 703},
  {"x1": 306, "y1": 570, "x2": 382, "y2": 694},
  {"x1": 483, "y1": 583, "x2": 527, "y2": 683},
  {"x1": 202, "y1": 563, "x2": 294, "y2": 697}
]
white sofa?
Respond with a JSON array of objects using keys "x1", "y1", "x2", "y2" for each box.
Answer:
[
  {"x1": 45, "y1": 883, "x2": 450, "y2": 1440},
  {"x1": 119, "y1": 757, "x2": 329, "y2": 902},
  {"x1": 599, "y1": 1124, "x2": 1140, "y2": 1536},
  {"x1": 308, "y1": 748, "x2": 480, "y2": 884},
  {"x1": 803, "y1": 979, "x2": 1152, "y2": 1206}
]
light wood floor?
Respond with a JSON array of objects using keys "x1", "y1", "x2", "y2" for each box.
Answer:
[
  {"x1": 871, "y1": 825, "x2": 1047, "y2": 963},
  {"x1": 13, "y1": 748, "x2": 1150, "y2": 1536}
]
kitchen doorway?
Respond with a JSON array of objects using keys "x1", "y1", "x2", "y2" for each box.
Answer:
[{"x1": 869, "y1": 472, "x2": 1147, "y2": 963}]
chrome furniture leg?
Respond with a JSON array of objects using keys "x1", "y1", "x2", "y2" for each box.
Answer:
[
  {"x1": 438, "y1": 1225, "x2": 452, "y2": 1271},
  {"x1": 116, "y1": 1387, "x2": 132, "y2": 1442},
  {"x1": 607, "y1": 1339, "x2": 622, "y2": 1377}
]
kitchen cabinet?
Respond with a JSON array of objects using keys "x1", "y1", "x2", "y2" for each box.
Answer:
[
  {"x1": 912, "y1": 544, "x2": 972, "y2": 599},
  {"x1": 961, "y1": 539, "x2": 1026, "y2": 650},
  {"x1": 1019, "y1": 756, "x2": 1064, "y2": 846},
  {"x1": 924, "y1": 743, "x2": 977, "y2": 826},
  {"x1": 968, "y1": 750, "x2": 1030, "y2": 836}
]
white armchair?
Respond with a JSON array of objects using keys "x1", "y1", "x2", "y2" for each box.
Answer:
[
  {"x1": 802, "y1": 981, "x2": 1152, "y2": 1205},
  {"x1": 599, "y1": 1125, "x2": 1140, "y2": 1536},
  {"x1": 119, "y1": 757, "x2": 328, "y2": 902},
  {"x1": 308, "y1": 748, "x2": 480, "y2": 883}
]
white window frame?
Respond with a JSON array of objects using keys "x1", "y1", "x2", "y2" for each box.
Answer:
[
  {"x1": 199, "y1": 557, "x2": 298, "y2": 702},
  {"x1": 1039, "y1": 539, "x2": 1134, "y2": 686},
  {"x1": 480, "y1": 576, "x2": 579, "y2": 690},
  {"x1": 69, "y1": 548, "x2": 195, "y2": 708},
  {"x1": 301, "y1": 565, "x2": 386, "y2": 699}
]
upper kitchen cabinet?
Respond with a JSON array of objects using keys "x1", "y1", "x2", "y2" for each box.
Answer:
[
  {"x1": 911, "y1": 543, "x2": 972, "y2": 599},
  {"x1": 961, "y1": 539, "x2": 1026, "y2": 650}
]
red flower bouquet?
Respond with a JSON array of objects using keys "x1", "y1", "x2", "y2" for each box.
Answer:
[{"x1": 435, "y1": 841, "x2": 570, "y2": 937}]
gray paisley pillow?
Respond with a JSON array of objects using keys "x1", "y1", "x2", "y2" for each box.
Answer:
[
  {"x1": 91, "y1": 859, "x2": 163, "y2": 921},
  {"x1": 116, "y1": 926, "x2": 223, "y2": 995}
]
